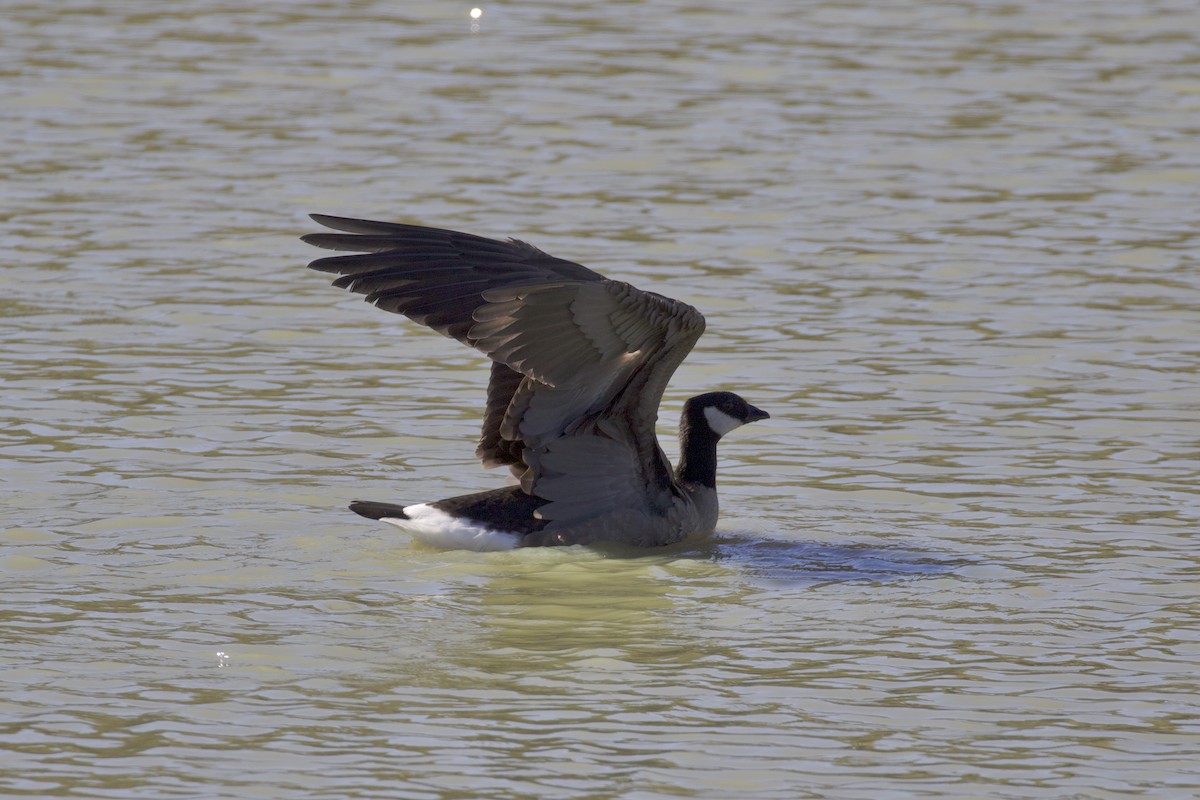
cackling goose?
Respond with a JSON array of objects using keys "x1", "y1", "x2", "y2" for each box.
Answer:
[{"x1": 302, "y1": 215, "x2": 769, "y2": 550}]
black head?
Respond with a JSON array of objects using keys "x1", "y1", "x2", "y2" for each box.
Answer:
[{"x1": 683, "y1": 391, "x2": 770, "y2": 439}]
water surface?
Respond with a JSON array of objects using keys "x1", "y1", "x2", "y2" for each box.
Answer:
[{"x1": 3, "y1": 1, "x2": 1199, "y2": 797}]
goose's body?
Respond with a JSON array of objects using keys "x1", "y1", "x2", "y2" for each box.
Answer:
[{"x1": 303, "y1": 215, "x2": 768, "y2": 549}]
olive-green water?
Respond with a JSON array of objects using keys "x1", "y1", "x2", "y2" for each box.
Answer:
[{"x1": 3, "y1": 1, "x2": 1199, "y2": 798}]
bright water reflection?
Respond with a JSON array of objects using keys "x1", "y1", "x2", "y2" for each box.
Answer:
[{"x1": 3, "y1": 0, "x2": 1200, "y2": 797}]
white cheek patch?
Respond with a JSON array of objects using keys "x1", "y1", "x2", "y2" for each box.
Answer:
[{"x1": 704, "y1": 406, "x2": 743, "y2": 436}]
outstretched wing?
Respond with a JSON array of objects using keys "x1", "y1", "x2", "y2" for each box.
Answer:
[{"x1": 303, "y1": 215, "x2": 705, "y2": 519}]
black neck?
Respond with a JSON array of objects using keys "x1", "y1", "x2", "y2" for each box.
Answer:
[{"x1": 676, "y1": 422, "x2": 720, "y2": 489}]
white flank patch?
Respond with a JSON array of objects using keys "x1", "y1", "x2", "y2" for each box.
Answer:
[
  {"x1": 704, "y1": 405, "x2": 743, "y2": 436},
  {"x1": 379, "y1": 503, "x2": 521, "y2": 552}
]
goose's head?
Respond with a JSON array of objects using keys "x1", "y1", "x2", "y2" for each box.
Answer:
[{"x1": 683, "y1": 391, "x2": 770, "y2": 439}]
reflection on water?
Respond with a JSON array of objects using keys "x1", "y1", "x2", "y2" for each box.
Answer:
[
  {"x1": 586, "y1": 532, "x2": 965, "y2": 585},
  {"x1": 4, "y1": 0, "x2": 1200, "y2": 797},
  {"x1": 705, "y1": 533, "x2": 965, "y2": 585}
]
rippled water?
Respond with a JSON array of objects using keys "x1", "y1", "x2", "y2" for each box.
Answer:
[{"x1": 4, "y1": 0, "x2": 1199, "y2": 797}]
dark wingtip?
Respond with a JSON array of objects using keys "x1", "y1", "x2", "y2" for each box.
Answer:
[
  {"x1": 349, "y1": 500, "x2": 410, "y2": 520},
  {"x1": 302, "y1": 214, "x2": 353, "y2": 249},
  {"x1": 309, "y1": 213, "x2": 350, "y2": 228},
  {"x1": 304, "y1": 213, "x2": 380, "y2": 237}
]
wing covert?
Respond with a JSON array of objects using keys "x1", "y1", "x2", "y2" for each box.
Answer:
[{"x1": 304, "y1": 215, "x2": 706, "y2": 505}]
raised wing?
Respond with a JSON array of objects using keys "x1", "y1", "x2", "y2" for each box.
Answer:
[{"x1": 303, "y1": 215, "x2": 705, "y2": 519}]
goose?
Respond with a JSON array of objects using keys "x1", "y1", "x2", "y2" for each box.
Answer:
[{"x1": 302, "y1": 215, "x2": 769, "y2": 550}]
